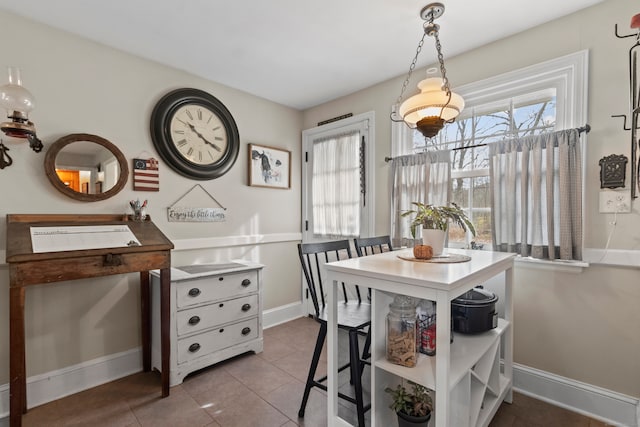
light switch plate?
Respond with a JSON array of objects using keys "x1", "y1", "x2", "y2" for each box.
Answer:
[{"x1": 599, "y1": 190, "x2": 631, "y2": 213}]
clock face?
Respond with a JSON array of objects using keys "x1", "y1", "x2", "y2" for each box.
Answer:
[
  {"x1": 169, "y1": 104, "x2": 228, "y2": 166},
  {"x1": 150, "y1": 88, "x2": 240, "y2": 180}
]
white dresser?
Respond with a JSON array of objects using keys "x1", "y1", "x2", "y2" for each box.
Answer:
[{"x1": 150, "y1": 261, "x2": 264, "y2": 386}]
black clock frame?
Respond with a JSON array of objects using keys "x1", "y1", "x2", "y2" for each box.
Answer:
[{"x1": 150, "y1": 88, "x2": 240, "y2": 180}]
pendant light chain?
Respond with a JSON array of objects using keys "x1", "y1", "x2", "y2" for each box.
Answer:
[
  {"x1": 432, "y1": 27, "x2": 451, "y2": 96},
  {"x1": 395, "y1": 32, "x2": 428, "y2": 108}
]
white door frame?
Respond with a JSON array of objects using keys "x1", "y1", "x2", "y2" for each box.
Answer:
[{"x1": 300, "y1": 111, "x2": 376, "y2": 314}]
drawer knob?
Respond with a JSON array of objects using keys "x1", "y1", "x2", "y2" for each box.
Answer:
[
  {"x1": 219, "y1": 303, "x2": 224, "y2": 308},
  {"x1": 241, "y1": 327, "x2": 251, "y2": 336},
  {"x1": 188, "y1": 316, "x2": 200, "y2": 325},
  {"x1": 188, "y1": 343, "x2": 201, "y2": 353},
  {"x1": 241, "y1": 303, "x2": 251, "y2": 312},
  {"x1": 241, "y1": 279, "x2": 251, "y2": 287},
  {"x1": 188, "y1": 288, "x2": 201, "y2": 297}
]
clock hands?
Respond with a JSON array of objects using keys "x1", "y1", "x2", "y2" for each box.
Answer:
[{"x1": 187, "y1": 123, "x2": 222, "y2": 152}]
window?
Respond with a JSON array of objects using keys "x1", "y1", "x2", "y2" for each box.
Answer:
[
  {"x1": 302, "y1": 112, "x2": 375, "y2": 242},
  {"x1": 392, "y1": 51, "x2": 588, "y2": 249},
  {"x1": 311, "y1": 130, "x2": 362, "y2": 237}
]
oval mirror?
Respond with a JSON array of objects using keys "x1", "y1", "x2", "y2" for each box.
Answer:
[{"x1": 44, "y1": 133, "x2": 129, "y2": 202}]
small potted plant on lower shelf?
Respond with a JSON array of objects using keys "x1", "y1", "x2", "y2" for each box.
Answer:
[{"x1": 385, "y1": 381, "x2": 433, "y2": 427}]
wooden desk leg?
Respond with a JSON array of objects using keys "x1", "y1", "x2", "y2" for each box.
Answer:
[
  {"x1": 140, "y1": 271, "x2": 151, "y2": 372},
  {"x1": 10, "y1": 286, "x2": 26, "y2": 427},
  {"x1": 160, "y1": 267, "x2": 170, "y2": 397}
]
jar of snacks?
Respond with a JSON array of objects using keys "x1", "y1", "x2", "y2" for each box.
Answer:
[{"x1": 386, "y1": 295, "x2": 418, "y2": 367}]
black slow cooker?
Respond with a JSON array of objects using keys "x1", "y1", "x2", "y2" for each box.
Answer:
[{"x1": 451, "y1": 287, "x2": 498, "y2": 334}]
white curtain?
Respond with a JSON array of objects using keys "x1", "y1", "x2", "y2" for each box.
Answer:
[
  {"x1": 390, "y1": 150, "x2": 451, "y2": 248},
  {"x1": 312, "y1": 130, "x2": 361, "y2": 237},
  {"x1": 489, "y1": 128, "x2": 582, "y2": 260}
]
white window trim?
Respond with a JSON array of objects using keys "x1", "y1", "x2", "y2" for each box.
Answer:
[
  {"x1": 457, "y1": 50, "x2": 588, "y2": 132},
  {"x1": 391, "y1": 50, "x2": 589, "y2": 270}
]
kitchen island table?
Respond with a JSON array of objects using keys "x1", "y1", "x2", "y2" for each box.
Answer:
[{"x1": 323, "y1": 248, "x2": 516, "y2": 427}]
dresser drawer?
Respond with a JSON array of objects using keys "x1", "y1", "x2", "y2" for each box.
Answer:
[
  {"x1": 175, "y1": 270, "x2": 258, "y2": 308},
  {"x1": 176, "y1": 317, "x2": 258, "y2": 364},
  {"x1": 176, "y1": 294, "x2": 258, "y2": 336}
]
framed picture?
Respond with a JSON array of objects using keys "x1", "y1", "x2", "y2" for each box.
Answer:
[{"x1": 248, "y1": 143, "x2": 291, "y2": 189}]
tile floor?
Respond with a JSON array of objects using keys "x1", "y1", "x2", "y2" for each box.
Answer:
[{"x1": 18, "y1": 316, "x2": 609, "y2": 427}]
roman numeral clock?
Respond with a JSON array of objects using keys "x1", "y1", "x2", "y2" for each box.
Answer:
[{"x1": 150, "y1": 88, "x2": 240, "y2": 180}]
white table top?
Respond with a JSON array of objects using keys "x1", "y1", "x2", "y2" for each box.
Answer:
[{"x1": 324, "y1": 248, "x2": 516, "y2": 296}]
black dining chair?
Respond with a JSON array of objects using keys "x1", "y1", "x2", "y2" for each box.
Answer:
[
  {"x1": 353, "y1": 235, "x2": 394, "y2": 258},
  {"x1": 297, "y1": 240, "x2": 371, "y2": 427},
  {"x1": 353, "y1": 235, "x2": 394, "y2": 360}
]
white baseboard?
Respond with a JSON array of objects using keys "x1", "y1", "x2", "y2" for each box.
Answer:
[
  {"x1": 263, "y1": 301, "x2": 305, "y2": 329},
  {"x1": 0, "y1": 301, "x2": 305, "y2": 424},
  {"x1": 513, "y1": 363, "x2": 639, "y2": 427},
  {"x1": 0, "y1": 347, "x2": 142, "y2": 420},
  {"x1": 5, "y1": 309, "x2": 635, "y2": 427}
]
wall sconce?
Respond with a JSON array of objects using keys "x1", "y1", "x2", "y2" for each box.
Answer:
[
  {"x1": 391, "y1": 2, "x2": 464, "y2": 139},
  {"x1": 0, "y1": 67, "x2": 43, "y2": 169}
]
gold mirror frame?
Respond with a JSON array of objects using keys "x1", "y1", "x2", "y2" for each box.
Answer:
[{"x1": 44, "y1": 133, "x2": 129, "y2": 202}]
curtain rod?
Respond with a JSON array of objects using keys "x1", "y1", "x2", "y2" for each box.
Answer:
[{"x1": 384, "y1": 124, "x2": 591, "y2": 163}]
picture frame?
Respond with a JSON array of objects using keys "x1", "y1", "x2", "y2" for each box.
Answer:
[{"x1": 248, "y1": 143, "x2": 291, "y2": 189}]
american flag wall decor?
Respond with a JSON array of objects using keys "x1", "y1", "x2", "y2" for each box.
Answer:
[{"x1": 133, "y1": 158, "x2": 159, "y2": 191}]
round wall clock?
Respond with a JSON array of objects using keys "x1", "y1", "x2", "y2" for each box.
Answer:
[{"x1": 150, "y1": 88, "x2": 240, "y2": 180}]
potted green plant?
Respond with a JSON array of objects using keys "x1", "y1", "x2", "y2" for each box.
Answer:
[
  {"x1": 401, "y1": 202, "x2": 476, "y2": 255},
  {"x1": 385, "y1": 381, "x2": 433, "y2": 427}
]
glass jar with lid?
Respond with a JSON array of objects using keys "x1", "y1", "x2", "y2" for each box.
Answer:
[{"x1": 386, "y1": 294, "x2": 418, "y2": 367}]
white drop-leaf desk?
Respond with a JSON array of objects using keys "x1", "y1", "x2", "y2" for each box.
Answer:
[{"x1": 323, "y1": 248, "x2": 516, "y2": 427}]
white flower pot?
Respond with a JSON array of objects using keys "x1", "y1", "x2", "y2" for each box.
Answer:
[{"x1": 422, "y1": 229, "x2": 446, "y2": 256}]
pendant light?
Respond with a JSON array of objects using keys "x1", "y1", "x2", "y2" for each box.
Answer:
[{"x1": 391, "y1": 3, "x2": 464, "y2": 139}]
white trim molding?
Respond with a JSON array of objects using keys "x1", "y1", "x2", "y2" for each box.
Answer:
[
  {"x1": 0, "y1": 348, "x2": 142, "y2": 420},
  {"x1": 583, "y1": 248, "x2": 640, "y2": 268},
  {"x1": 263, "y1": 301, "x2": 305, "y2": 329},
  {"x1": 2, "y1": 321, "x2": 638, "y2": 427},
  {"x1": 513, "y1": 363, "x2": 639, "y2": 427},
  {"x1": 173, "y1": 232, "x2": 302, "y2": 251},
  {"x1": 0, "y1": 301, "x2": 305, "y2": 423},
  {"x1": 0, "y1": 232, "x2": 303, "y2": 266}
]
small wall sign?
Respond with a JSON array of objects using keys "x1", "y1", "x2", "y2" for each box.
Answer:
[
  {"x1": 167, "y1": 184, "x2": 227, "y2": 222},
  {"x1": 167, "y1": 207, "x2": 225, "y2": 222}
]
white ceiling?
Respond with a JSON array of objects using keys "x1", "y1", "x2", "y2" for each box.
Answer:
[{"x1": 0, "y1": 0, "x2": 605, "y2": 110}]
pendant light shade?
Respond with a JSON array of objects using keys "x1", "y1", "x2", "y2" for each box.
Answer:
[{"x1": 398, "y1": 76, "x2": 464, "y2": 137}]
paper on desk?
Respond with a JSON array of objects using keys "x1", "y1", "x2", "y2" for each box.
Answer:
[{"x1": 30, "y1": 225, "x2": 141, "y2": 253}]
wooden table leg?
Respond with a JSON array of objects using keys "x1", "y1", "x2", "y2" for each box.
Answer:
[
  {"x1": 140, "y1": 271, "x2": 151, "y2": 372},
  {"x1": 10, "y1": 286, "x2": 26, "y2": 427},
  {"x1": 160, "y1": 267, "x2": 170, "y2": 397}
]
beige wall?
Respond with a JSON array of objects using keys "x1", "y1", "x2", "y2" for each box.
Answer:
[
  {"x1": 2, "y1": 0, "x2": 639, "y2": 403},
  {"x1": 303, "y1": 0, "x2": 640, "y2": 398},
  {"x1": 0, "y1": 11, "x2": 303, "y2": 383}
]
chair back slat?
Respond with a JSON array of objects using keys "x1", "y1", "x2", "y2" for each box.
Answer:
[
  {"x1": 353, "y1": 236, "x2": 393, "y2": 257},
  {"x1": 298, "y1": 240, "x2": 357, "y2": 317}
]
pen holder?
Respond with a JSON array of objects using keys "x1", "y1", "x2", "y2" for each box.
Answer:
[
  {"x1": 132, "y1": 207, "x2": 147, "y2": 222},
  {"x1": 129, "y1": 199, "x2": 148, "y2": 222}
]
